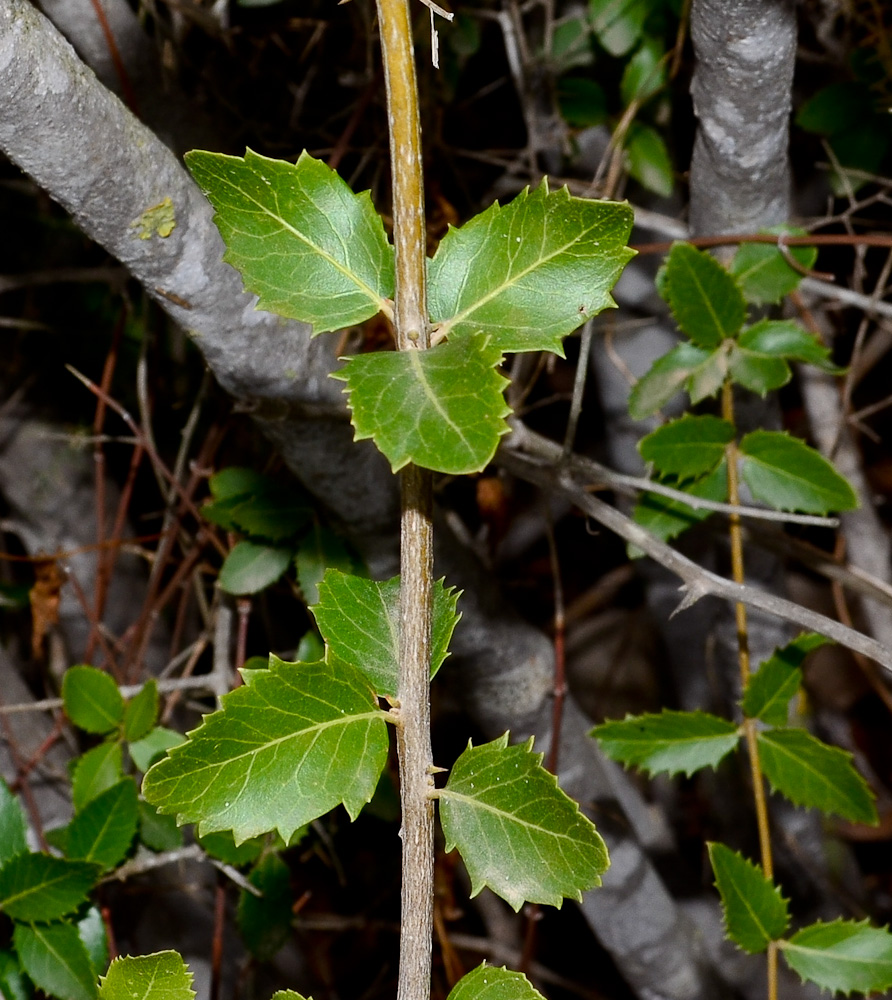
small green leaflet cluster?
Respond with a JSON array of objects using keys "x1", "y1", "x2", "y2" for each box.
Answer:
[
  {"x1": 709, "y1": 846, "x2": 892, "y2": 994},
  {"x1": 94, "y1": 953, "x2": 544, "y2": 1000},
  {"x1": 592, "y1": 634, "x2": 892, "y2": 996},
  {"x1": 629, "y1": 240, "x2": 856, "y2": 545},
  {"x1": 143, "y1": 568, "x2": 607, "y2": 910},
  {"x1": 0, "y1": 668, "x2": 180, "y2": 1000},
  {"x1": 201, "y1": 466, "x2": 362, "y2": 598},
  {"x1": 186, "y1": 148, "x2": 634, "y2": 475}
]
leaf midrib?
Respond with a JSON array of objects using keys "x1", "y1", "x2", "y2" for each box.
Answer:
[
  {"x1": 436, "y1": 214, "x2": 614, "y2": 335},
  {"x1": 211, "y1": 165, "x2": 387, "y2": 314}
]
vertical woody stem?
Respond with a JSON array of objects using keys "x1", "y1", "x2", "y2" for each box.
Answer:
[{"x1": 375, "y1": 5, "x2": 435, "y2": 1000}]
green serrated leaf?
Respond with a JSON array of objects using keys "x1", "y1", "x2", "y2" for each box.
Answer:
[
  {"x1": 742, "y1": 634, "x2": 828, "y2": 727},
  {"x1": 198, "y1": 831, "x2": 264, "y2": 867},
  {"x1": 228, "y1": 495, "x2": 312, "y2": 543},
  {"x1": 592, "y1": 710, "x2": 740, "y2": 777},
  {"x1": 758, "y1": 728, "x2": 877, "y2": 824},
  {"x1": 737, "y1": 320, "x2": 843, "y2": 373},
  {"x1": 137, "y1": 800, "x2": 183, "y2": 853},
  {"x1": 780, "y1": 919, "x2": 892, "y2": 995},
  {"x1": 429, "y1": 184, "x2": 634, "y2": 354},
  {"x1": 294, "y1": 524, "x2": 363, "y2": 607},
  {"x1": 123, "y1": 681, "x2": 159, "y2": 744},
  {"x1": 638, "y1": 415, "x2": 733, "y2": 479},
  {"x1": 557, "y1": 77, "x2": 607, "y2": 128},
  {"x1": 77, "y1": 907, "x2": 108, "y2": 978},
  {"x1": 237, "y1": 853, "x2": 293, "y2": 960},
  {"x1": 99, "y1": 952, "x2": 195, "y2": 1000},
  {"x1": 438, "y1": 734, "x2": 608, "y2": 910},
  {"x1": 128, "y1": 728, "x2": 185, "y2": 774},
  {"x1": 731, "y1": 230, "x2": 818, "y2": 304},
  {"x1": 63, "y1": 667, "x2": 124, "y2": 735},
  {"x1": 0, "y1": 778, "x2": 28, "y2": 869},
  {"x1": 312, "y1": 570, "x2": 461, "y2": 697},
  {"x1": 335, "y1": 335, "x2": 511, "y2": 475},
  {"x1": 272, "y1": 993, "x2": 310, "y2": 1000},
  {"x1": 591, "y1": 0, "x2": 646, "y2": 56},
  {"x1": 447, "y1": 964, "x2": 546, "y2": 1000},
  {"x1": 14, "y1": 922, "x2": 98, "y2": 1000},
  {"x1": 0, "y1": 947, "x2": 30, "y2": 1000},
  {"x1": 67, "y1": 780, "x2": 138, "y2": 872},
  {"x1": 143, "y1": 657, "x2": 389, "y2": 844},
  {"x1": 186, "y1": 149, "x2": 393, "y2": 333},
  {"x1": 625, "y1": 122, "x2": 674, "y2": 198},
  {"x1": 71, "y1": 743, "x2": 124, "y2": 813},
  {"x1": 631, "y1": 459, "x2": 728, "y2": 551},
  {"x1": 727, "y1": 344, "x2": 791, "y2": 395},
  {"x1": 0, "y1": 854, "x2": 98, "y2": 922},
  {"x1": 628, "y1": 342, "x2": 713, "y2": 419},
  {"x1": 209, "y1": 467, "x2": 270, "y2": 501},
  {"x1": 620, "y1": 37, "x2": 665, "y2": 106},
  {"x1": 739, "y1": 430, "x2": 859, "y2": 514},
  {"x1": 219, "y1": 540, "x2": 294, "y2": 595},
  {"x1": 707, "y1": 842, "x2": 789, "y2": 954},
  {"x1": 687, "y1": 346, "x2": 729, "y2": 404},
  {"x1": 661, "y1": 243, "x2": 746, "y2": 348}
]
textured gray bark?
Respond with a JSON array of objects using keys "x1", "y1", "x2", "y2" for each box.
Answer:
[{"x1": 689, "y1": 0, "x2": 796, "y2": 235}]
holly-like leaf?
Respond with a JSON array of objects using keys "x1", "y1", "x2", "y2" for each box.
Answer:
[
  {"x1": 739, "y1": 430, "x2": 859, "y2": 514},
  {"x1": 335, "y1": 335, "x2": 511, "y2": 475},
  {"x1": 0, "y1": 778, "x2": 28, "y2": 868},
  {"x1": 592, "y1": 710, "x2": 740, "y2": 777},
  {"x1": 591, "y1": 0, "x2": 646, "y2": 56},
  {"x1": 123, "y1": 681, "x2": 159, "y2": 744},
  {"x1": 737, "y1": 319, "x2": 842, "y2": 373},
  {"x1": 142, "y1": 657, "x2": 389, "y2": 844},
  {"x1": 128, "y1": 727, "x2": 185, "y2": 774},
  {"x1": 186, "y1": 149, "x2": 394, "y2": 333},
  {"x1": 707, "y1": 843, "x2": 789, "y2": 954},
  {"x1": 780, "y1": 919, "x2": 892, "y2": 996},
  {"x1": 727, "y1": 344, "x2": 791, "y2": 395},
  {"x1": 731, "y1": 230, "x2": 818, "y2": 304},
  {"x1": 447, "y1": 964, "x2": 546, "y2": 1000},
  {"x1": 625, "y1": 122, "x2": 674, "y2": 198},
  {"x1": 77, "y1": 907, "x2": 108, "y2": 977},
  {"x1": 0, "y1": 948, "x2": 29, "y2": 1000},
  {"x1": 71, "y1": 743, "x2": 124, "y2": 813},
  {"x1": 628, "y1": 342, "x2": 714, "y2": 419},
  {"x1": 742, "y1": 634, "x2": 828, "y2": 727},
  {"x1": 312, "y1": 570, "x2": 461, "y2": 697},
  {"x1": 198, "y1": 831, "x2": 264, "y2": 867},
  {"x1": 99, "y1": 952, "x2": 195, "y2": 1000},
  {"x1": 137, "y1": 800, "x2": 183, "y2": 853},
  {"x1": 67, "y1": 779, "x2": 138, "y2": 871},
  {"x1": 63, "y1": 666, "x2": 124, "y2": 735},
  {"x1": 295, "y1": 524, "x2": 362, "y2": 607},
  {"x1": 0, "y1": 854, "x2": 98, "y2": 922},
  {"x1": 620, "y1": 36, "x2": 665, "y2": 106},
  {"x1": 218, "y1": 540, "x2": 294, "y2": 595},
  {"x1": 660, "y1": 243, "x2": 746, "y2": 348},
  {"x1": 237, "y1": 854, "x2": 293, "y2": 961},
  {"x1": 14, "y1": 922, "x2": 98, "y2": 1000},
  {"x1": 631, "y1": 459, "x2": 728, "y2": 550},
  {"x1": 757, "y1": 728, "x2": 877, "y2": 824},
  {"x1": 638, "y1": 415, "x2": 733, "y2": 479},
  {"x1": 437, "y1": 734, "x2": 608, "y2": 911},
  {"x1": 428, "y1": 183, "x2": 634, "y2": 354}
]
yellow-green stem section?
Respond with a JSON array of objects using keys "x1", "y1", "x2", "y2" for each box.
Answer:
[
  {"x1": 722, "y1": 381, "x2": 776, "y2": 1000},
  {"x1": 375, "y1": 8, "x2": 435, "y2": 1000}
]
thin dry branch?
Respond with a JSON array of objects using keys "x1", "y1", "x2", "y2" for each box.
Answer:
[{"x1": 499, "y1": 434, "x2": 892, "y2": 673}]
